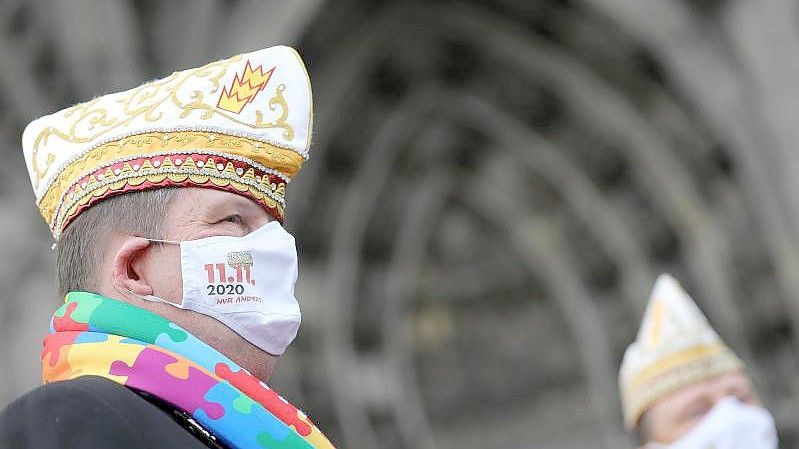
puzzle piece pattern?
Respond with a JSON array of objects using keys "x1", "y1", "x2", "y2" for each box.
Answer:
[
  {"x1": 257, "y1": 430, "x2": 310, "y2": 449},
  {"x1": 215, "y1": 362, "x2": 313, "y2": 436},
  {"x1": 51, "y1": 302, "x2": 89, "y2": 332},
  {"x1": 195, "y1": 382, "x2": 313, "y2": 449},
  {"x1": 44, "y1": 293, "x2": 334, "y2": 448},
  {"x1": 110, "y1": 347, "x2": 224, "y2": 420},
  {"x1": 155, "y1": 322, "x2": 229, "y2": 372},
  {"x1": 41, "y1": 331, "x2": 81, "y2": 382},
  {"x1": 90, "y1": 298, "x2": 187, "y2": 344}
]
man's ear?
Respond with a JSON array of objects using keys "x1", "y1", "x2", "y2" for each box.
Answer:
[{"x1": 112, "y1": 237, "x2": 154, "y2": 295}]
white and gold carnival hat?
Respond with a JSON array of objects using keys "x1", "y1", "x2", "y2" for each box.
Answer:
[
  {"x1": 619, "y1": 274, "x2": 744, "y2": 429},
  {"x1": 22, "y1": 45, "x2": 312, "y2": 239}
]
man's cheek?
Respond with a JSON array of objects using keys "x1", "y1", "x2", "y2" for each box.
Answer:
[{"x1": 671, "y1": 415, "x2": 703, "y2": 442}]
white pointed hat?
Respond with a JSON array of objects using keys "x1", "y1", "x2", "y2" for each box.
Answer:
[
  {"x1": 22, "y1": 45, "x2": 312, "y2": 239},
  {"x1": 619, "y1": 274, "x2": 744, "y2": 429}
]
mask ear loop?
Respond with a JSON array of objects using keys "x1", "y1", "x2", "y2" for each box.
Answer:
[
  {"x1": 144, "y1": 237, "x2": 181, "y2": 245},
  {"x1": 112, "y1": 275, "x2": 186, "y2": 309},
  {"x1": 111, "y1": 237, "x2": 185, "y2": 308}
]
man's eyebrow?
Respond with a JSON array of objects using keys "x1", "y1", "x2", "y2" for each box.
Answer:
[
  {"x1": 200, "y1": 197, "x2": 237, "y2": 214},
  {"x1": 200, "y1": 197, "x2": 259, "y2": 221}
]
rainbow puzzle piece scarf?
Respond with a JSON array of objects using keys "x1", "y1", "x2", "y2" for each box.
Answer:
[{"x1": 42, "y1": 292, "x2": 335, "y2": 449}]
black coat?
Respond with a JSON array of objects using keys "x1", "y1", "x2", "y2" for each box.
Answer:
[{"x1": 0, "y1": 376, "x2": 226, "y2": 448}]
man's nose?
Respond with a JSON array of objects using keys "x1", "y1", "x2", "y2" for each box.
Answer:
[{"x1": 711, "y1": 394, "x2": 737, "y2": 407}]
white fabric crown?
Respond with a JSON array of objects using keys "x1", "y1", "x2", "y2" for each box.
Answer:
[{"x1": 22, "y1": 45, "x2": 312, "y2": 238}]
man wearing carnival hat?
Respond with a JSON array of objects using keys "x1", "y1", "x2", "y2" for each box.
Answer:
[
  {"x1": 619, "y1": 274, "x2": 778, "y2": 449},
  {"x1": 0, "y1": 46, "x2": 335, "y2": 449}
]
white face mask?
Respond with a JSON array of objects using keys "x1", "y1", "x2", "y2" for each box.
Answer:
[
  {"x1": 120, "y1": 221, "x2": 301, "y2": 356},
  {"x1": 651, "y1": 396, "x2": 778, "y2": 449}
]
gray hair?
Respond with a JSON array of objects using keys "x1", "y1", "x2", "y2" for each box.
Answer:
[
  {"x1": 633, "y1": 411, "x2": 652, "y2": 445},
  {"x1": 56, "y1": 188, "x2": 177, "y2": 297}
]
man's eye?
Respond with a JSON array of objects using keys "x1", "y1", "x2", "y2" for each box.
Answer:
[
  {"x1": 684, "y1": 402, "x2": 711, "y2": 420},
  {"x1": 220, "y1": 214, "x2": 243, "y2": 224}
]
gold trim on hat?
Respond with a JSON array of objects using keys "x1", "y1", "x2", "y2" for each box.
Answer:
[
  {"x1": 37, "y1": 130, "x2": 303, "y2": 235},
  {"x1": 622, "y1": 345, "x2": 743, "y2": 429}
]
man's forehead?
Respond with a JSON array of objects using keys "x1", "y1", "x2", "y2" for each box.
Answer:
[{"x1": 173, "y1": 188, "x2": 264, "y2": 216}]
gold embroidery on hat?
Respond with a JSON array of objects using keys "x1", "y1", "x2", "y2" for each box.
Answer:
[
  {"x1": 628, "y1": 343, "x2": 727, "y2": 389},
  {"x1": 623, "y1": 348, "x2": 742, "y2": 428},
  {"x1": 37, "y1": 130, "x2": 302, "y2": 226},
  {"x1": 30, "y1": 146, "x2": 55, "y2": 189},
  {"x1": 31, "y1": 55, "x2": 296, "y2": 185},
  {"x1": 52, "y1": 156, "x2": 286, "y2": 240}
]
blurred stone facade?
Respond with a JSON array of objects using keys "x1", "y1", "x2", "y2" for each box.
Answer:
[{"x1": 1, "y1": 0, "x2": 798, "y2": 448}]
